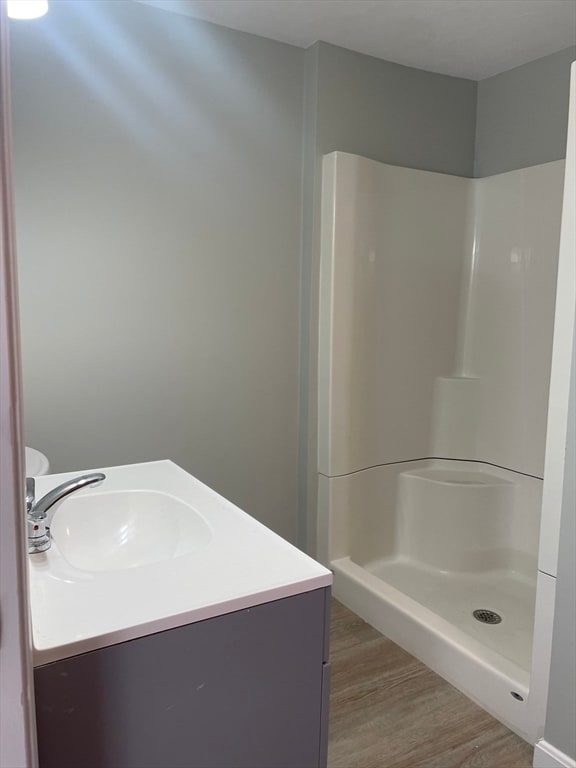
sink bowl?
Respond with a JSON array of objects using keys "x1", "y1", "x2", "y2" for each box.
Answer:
[{"x1": 50, "y1": 489, "x2": 212, "y2": 572}]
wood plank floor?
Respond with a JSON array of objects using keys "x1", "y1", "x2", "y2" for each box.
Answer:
[{"x1": 328, "y1": 599, "x2": 534, "y2": 768}]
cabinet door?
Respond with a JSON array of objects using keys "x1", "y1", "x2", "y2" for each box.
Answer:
[{"x1": 35, "y1": 588, "x2": 330, "y2": 768}]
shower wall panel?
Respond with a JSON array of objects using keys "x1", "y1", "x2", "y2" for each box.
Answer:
[
  {"x1": 318, "y1": 152, "x2": 471, "y2": 476},
  {"x1": 319, "y1": 153, "x2": 565, "y2": 479},
  {"x1": 463, "y1": 161, "x2": 565, "y2": 477}
]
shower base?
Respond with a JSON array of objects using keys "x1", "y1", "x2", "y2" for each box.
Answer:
[
  {"x1": 331, "y1": 555, "x2": 536, "y2": 742},
  {"x1": 366, "y1": 557, "x2": 535, "y2": 670}
]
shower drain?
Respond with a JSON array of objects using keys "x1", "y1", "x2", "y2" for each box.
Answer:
[{"x1": 473, "y1": 609, "x2": 502, "y2": 624}]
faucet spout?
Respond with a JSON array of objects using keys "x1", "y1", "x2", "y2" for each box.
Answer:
[
  {"x1": 27, "y1": 472, "x2": 105, "y2": 554},
  {"x1": 29, "y1": 473, "x2": 105, "y2": 520}
]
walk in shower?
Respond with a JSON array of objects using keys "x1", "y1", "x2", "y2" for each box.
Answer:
[{"x1": 317, "y1": 152, "x2": 565, "y2": 740}]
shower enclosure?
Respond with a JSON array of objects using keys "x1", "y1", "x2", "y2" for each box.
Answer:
[{"x1": 317, "y1": 152, "x2": 565, "y2": 741}]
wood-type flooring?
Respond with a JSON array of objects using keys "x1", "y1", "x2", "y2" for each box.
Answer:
[{"x1": 328, "y1": 599, "x2": 534, "y2": 768}]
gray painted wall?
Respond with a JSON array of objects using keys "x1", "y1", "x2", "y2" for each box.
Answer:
[
  {"x1": 315, "y1": 42, "x2": 478, "y2": 177},
  {"x1": 299, "y1": 42, "x2": 478, "y2": 551},
  {"x1": 10, "y1": 0, "x2": 303, "y2": 542},
  {"x1": 544, "y1": 318, "x2": 576, "y2": 760},
  {"x1": 298, "y1": 45, "x2": 321, "y2": 549},
  {"x1": 475, "y1": 46, "x2": 576, "y2": 177}
]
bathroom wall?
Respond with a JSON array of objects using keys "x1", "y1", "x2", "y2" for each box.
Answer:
[
  {"x1": 318, "y1": 153, "x2": 564, "y2": 480},
  {"x1": 444, "y1": 161, "x2": 565, "y2": 477},
  {"x1": 318, "y1": 152, "x2": 471, "y2": 476},
  {"x1": 11, "y1": 2, "x2": 573, "y2": 552},
  {"x1": 10, "y1": 0, "x2": 303, "y2": 541},
  {"x1": 475, "y1": 46, "x2": 576, "y2": 177},
  {"x1": 300, "y1": 42, "x2": 478, "y2": 548},
  {"x1": 312, "y1": 42, "x2": 478, "y2": 177},
  {"x1": 304, "y1": 44, "x2": 575, "y2": 552}
]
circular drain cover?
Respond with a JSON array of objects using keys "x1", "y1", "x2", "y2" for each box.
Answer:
[{"x1": 473, "y1": 609, "x2": 502, "y2": 624}]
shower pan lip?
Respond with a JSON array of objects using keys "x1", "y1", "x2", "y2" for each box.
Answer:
[
  {"x1": 348, "y1": 553, "x2": 535, "y2": 671},
  {"x1": 330, "y1": 554, "x2": 533, "y2": 742},
  {"x1": 332, "y1": 555, "x2": 530, "y2": 682}
]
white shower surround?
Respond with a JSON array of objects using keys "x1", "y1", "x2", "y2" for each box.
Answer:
[{"x1": 317, "y1": 152, "x2": 565, "y2": 741}]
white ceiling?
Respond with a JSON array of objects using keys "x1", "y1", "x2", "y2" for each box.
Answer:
[{"x1": 139, "y1": 0, "x2": 576, "y2": 80}]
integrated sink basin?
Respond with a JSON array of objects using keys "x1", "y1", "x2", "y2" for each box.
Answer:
[
  {"x1": 28, "y1": 460, "x2": 332, "y2": 666},
  {"x1": 50, "y1": 489, "x2": 213, "y2": 572}
]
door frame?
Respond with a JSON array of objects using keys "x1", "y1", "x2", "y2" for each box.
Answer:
[{"x1": 0, "y1": 1, "x2": 38, "y2": 765}]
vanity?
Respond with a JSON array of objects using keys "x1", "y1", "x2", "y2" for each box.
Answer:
[{"x1": 28, "y1": 461, "x2": 332, "y2": 768}]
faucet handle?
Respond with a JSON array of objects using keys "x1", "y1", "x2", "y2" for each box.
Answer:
[{"x1": 25, "y1": 477, "x2": 35, "y2": 514}]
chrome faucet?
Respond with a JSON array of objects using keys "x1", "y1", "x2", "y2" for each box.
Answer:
[{"x1": 26, "y1": 473, "x2": 106, "y2": 554}]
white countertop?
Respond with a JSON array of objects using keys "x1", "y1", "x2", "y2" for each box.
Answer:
[{"x1": 28, "y1": 461, "x2": 332, "y2": 666}]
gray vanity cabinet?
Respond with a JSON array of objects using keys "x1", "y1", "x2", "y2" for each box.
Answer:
[{"x1": 34, "y1": 587, "x2": 331, "y2": 768}]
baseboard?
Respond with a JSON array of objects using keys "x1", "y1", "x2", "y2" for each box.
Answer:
[{"x1": 533, "y1": 740, "x2": 576, "y2": 768}]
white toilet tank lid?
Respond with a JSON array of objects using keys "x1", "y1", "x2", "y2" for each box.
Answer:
[{"x1": 25, "y1": 446, "x2": 50, "y2": 476}]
